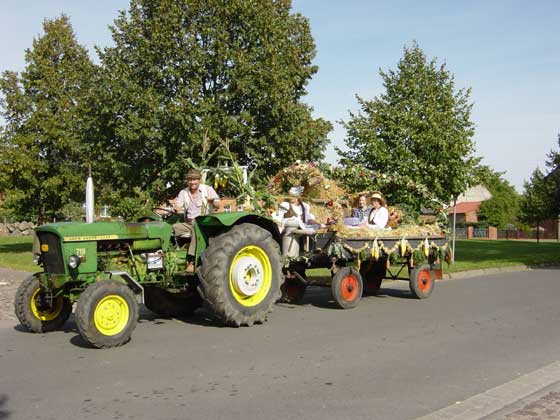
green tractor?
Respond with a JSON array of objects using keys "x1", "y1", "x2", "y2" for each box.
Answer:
[{"x1": 14, "y1": 210, "x2": 284, "y2": 348}]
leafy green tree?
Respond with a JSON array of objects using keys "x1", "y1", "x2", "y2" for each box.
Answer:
[
  {"x1": 93, "y1": 0, "x2": 331, "y2": 205},
  {"x1": 474, "y1": 165, "x2": 520, "y2": 228},
  {"x1": 519, "y1": 168, "x2": 554, "y2": 241},
  {"x1": 545, "y1": 134, "x2": 560, "y2": 215},
  {"x1": 338, "y1": 42, "x2": 478, "y2": 210},
  {"x1": 0, "y1": 15, "x2": 95, "y2": 222}
]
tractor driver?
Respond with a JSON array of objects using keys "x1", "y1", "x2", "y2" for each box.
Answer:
[{"x1": 173, "y1": 169, "x2": 220, "y2": 272}]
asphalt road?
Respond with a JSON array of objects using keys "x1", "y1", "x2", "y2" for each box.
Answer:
[{"x1": 1, "y1": 269, "x2": 559, "y2": 420}]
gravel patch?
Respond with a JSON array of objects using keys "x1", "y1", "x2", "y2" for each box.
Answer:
[{"x1": 0, "y1": 268, "x2": 29, "y2": 321}]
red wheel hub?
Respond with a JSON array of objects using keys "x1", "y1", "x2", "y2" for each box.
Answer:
[
  {"x1": 417, "y1": 270, "x2": 432, "y2": 292},
  {"x1": 341, "y1": 275, "x2": 359, "y2": 301},
  {"x1": 286, "y1": 285, "x2": 301, "y2": 298}
]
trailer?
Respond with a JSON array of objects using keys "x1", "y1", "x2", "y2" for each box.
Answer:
[{"x1": 280, "y1": 227, "x2": 451, "y2": 308}]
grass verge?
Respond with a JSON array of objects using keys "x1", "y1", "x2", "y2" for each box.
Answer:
[{"x1": 0, "y1": 236, "x2": 35, "y2": 272}]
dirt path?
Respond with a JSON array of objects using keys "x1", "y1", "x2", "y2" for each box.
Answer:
[{"x1": 0, "y1": 268, "x2": 28, "y2": 321}]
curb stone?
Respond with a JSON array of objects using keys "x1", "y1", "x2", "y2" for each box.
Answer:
[
  {"x1": 413, "y1": 361, "x2": 560, "y2": 420},
  {"x1": 442, "y1": 264, "x2": 560, "y2": 281}
]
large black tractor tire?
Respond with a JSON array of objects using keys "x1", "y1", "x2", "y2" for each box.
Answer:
[
  {"x1": 198, "y1": 223, "x2": 283, "y2": 327},
  {"x1": 331, "y1": 267, "x2": 363, "y2": 309},
  {"x1": 76, "y1": 280, "x2": 138, "y2": 348},
  {"x1": 409, "y1": 264, "x2": 435, "y2": 299},
  {"x1": 144, "y1": 286, "x2": 202, "y2": 318},
  {"x1": 14, "y1": 275, "x2": 72, "y2": 333},
  {"x1": 360, "y1": 259, "x2": 386, "y2": 296}
]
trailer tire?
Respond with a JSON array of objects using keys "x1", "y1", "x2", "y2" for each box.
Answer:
[
  {"x1": 76, "y1": 280, "x2": 138, "y2": 348},
  {"x1": 360, "y1": 260, "x2": 385, "y2": 296},
  {"x1": 331, "y1": 267, "x2": 362, "y2": 309},
  {"x1": 280, "y1": 278, "x2": 307, "y2": 304},
  {"x1": 198, "y1": 223, "x2": 283, "y2": 327},
  {"x1": 14, "y1": 275, "x2": 72, "y2": 333},
  {"x1": 409, "y1": 264, "x2": 435, "y2": 299},
  {"x1": 144, "y1": 286, "x2": 202, "y2": 318}
]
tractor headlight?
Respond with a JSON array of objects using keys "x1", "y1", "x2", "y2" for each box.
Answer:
[
  {"x1": 33, "y1": 253, "x2": 41, "y2": 265},
  {"x1": 68, "y1": 255, "x2": 81, "y2": 269}
]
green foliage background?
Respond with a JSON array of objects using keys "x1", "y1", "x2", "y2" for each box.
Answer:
[
  {"x1": 0, "y1": 1, "x2": 332, "y2": 221},
  {"x1": 338, "y1": 42, "x2": 478, "y2": 211}
]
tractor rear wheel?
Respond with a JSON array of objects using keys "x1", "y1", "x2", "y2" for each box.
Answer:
[
  {"x1": 144, "y1": 286, "x2": 202, "y2": 318},
  {"x1": 331, "y1": 267, "x2": 363, "y2": 309},
  {"x1": 14, "y1": 275, "x2": 72, "y2": 333},
  {"x1": 76, "y1": 280, "x2": 138, "y2": 348},
  {"x1": 198, "y1": 223, "x2": 283, "y2": 327},
  {"x1": 409, "y1": 264, "x2": 435, "y2": 299}
]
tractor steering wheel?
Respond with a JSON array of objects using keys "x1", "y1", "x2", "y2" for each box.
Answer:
[{"x1": 152, "y1": 207, "x2": 177, "y2": 221}]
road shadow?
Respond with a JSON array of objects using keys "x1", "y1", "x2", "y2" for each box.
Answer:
[
  {"x1": 366, "y1": 287, "x2": 416, "y2": 300},
  {"x1": 277, "y1": 285, "x2": 417, "y2": 310},
  {"x1": 138, "y1": 305, "x2": 228, "y2": 328},
  {"x1": 0, "y1": 394, "x2": 11, "y2": 420}
]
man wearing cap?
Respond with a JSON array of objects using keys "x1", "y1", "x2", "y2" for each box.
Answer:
[
  {"x1": 173, "y1": 169, "x2": 220, "y2": 270},
  {"x1": 361, "y1": 192, "x2": 389, "y2": 229}
]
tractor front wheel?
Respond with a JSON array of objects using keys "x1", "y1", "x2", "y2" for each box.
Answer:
[
  {"x1": 198, "y1": 223, "x2": 283, "y2": 326},
  {"x1": 14, "y1": 275, "x2": 72, "y2": 333},
  {"x1": 76, "y1": 280, "x2": 138, "y2": 348}
]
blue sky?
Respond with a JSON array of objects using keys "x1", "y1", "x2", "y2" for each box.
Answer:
[{"x1": 2, "y1": 0, "x2": 559, "y2": 192}]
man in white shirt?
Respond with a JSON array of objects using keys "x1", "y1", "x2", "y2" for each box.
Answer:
[{"x1": 173, "y1": 169, "x2": 220, "y2": 271}]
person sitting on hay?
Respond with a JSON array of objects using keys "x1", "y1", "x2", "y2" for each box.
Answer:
[
  {"x1": 361, "y1": 192, "x2": 389, "y2": 230},
  {"x1": 272, "y1": 186, "x2": 321, "y2": 232},
  {"x1": 351, "y1": 193, "x2": 372, "y2": 222}
]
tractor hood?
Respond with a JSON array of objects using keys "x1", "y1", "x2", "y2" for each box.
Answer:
[{"x1": 36, "y1": 221, "x2": 172, "y2": 243}]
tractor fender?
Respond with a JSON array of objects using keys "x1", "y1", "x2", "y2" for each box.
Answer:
[{"x1": 193, "y1": 212, "x2": 282, "y2": 257}]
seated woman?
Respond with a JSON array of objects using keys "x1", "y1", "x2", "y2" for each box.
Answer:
[
  {"x1": 360, "y1": 192, "x2": 389, "y2": 229},
  {"x1": 272, "y1": 186, "x2": 321, "y2": 231}
]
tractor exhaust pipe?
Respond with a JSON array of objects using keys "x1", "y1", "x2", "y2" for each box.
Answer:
[{"x1": 85, "y1": 166, "x2": 95, "y2": 223}]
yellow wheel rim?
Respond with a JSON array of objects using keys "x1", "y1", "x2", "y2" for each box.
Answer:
[
  {"x1": 31, "y1": 288, "x2": 64, "y2": 321},
  {"x1": 229, "y1": 245, "x2": 272, "y2": 307},
  {"x1": 94, "y1": 295, "x2": 129, "y2": 336}
]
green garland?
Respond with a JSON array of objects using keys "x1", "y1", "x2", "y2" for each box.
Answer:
[{"x1": 328, "y1": 236, "x2": 452, "y2": 266}]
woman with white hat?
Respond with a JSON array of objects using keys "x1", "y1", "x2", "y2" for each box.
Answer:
[
  {"x1": 360, "y1": 192, "x2": 389, "y2": 229},
  {"x1": 272, "y1": 186, "x2": 319, "y2": 231}
]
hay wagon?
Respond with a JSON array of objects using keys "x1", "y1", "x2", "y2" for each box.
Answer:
[{"x1": 280, "y1": 227, "x2": 451, "y2": 308}]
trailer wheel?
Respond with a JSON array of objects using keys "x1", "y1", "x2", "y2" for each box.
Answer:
[
  {"x1": 280, "y1": 278, "x2": 307, "y2": 304},
  {"x1": 360, "y1": 260, "x2": 386, "y2": 296},
  {"x1": 409, "y1": 264, "x2": 435, "y2": 299},
  {"x1": 14, "y1": 275, "x2": 72, "y2": 333},
  {"x1": 76, "y1": 280, "x2": 138, "y2": 348},
  {"x1": 198, "y1": 223, "x2": 283, "y2": 327},
  {"x1": 331, "y1": 267, "x2": 362, "y2": 309},
  {"x1": 144, "y1": 286, "x2": 202, "y2": 318}
]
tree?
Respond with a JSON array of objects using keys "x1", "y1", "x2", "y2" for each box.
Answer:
[
  {"x1": 474, "y1": 165, "x2": 520, "y2": 228},
  {"x1": 519, "y1": 168, "x2": 554, "y2": 242},
  {"x1": 545, "y1": 134, "x2": 560, "y2": 215},
  {"x1": 93, "y1": 0, "x2": 331, "y2": 205},
  {"x1": 338, "y1": 42, "x2": 478, "y2": 210},
  {"x1": 0, "y1": 15, "x2": 95, "y2": 222}
]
